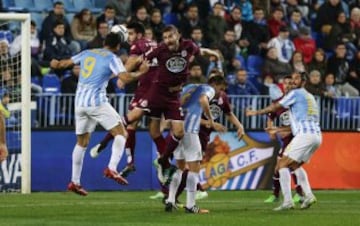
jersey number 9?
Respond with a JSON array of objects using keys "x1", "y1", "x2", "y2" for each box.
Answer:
[{"x1": 81, "y1": 57, "x2": 96, "y2": 78}]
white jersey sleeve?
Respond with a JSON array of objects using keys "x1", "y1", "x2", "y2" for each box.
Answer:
[
  {"x1": 71, "y1": 51, "x2": 85, "y2": 64},
  {"x1": 109, "y1": 55, "x2": 126, "y2": 75},
  {"x1": 279, "y1": 90, "x2": 297, "y2": 108}
]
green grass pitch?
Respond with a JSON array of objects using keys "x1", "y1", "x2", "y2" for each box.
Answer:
[{"x1": 0, "y1": 190, "x2": 359, "y2": 226}]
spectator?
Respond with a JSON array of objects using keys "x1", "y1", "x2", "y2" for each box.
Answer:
[
  {"x1": 87, "y1": 21, "x2": 109, "y2": 49},
  {"x1": 268, "y1": 7, "x2": 286, "y2": 38},
  {"x1": 187, "y1": 61, "x2": 207, "y2": 84},
  {"x1": 61, "y1": 65, "x2": 79, "y2": 94},
  {"x1": 70, "y1": 9, "x2": 97, "y2": 50},
  {"x1": 239, "y1": 0, "x2": 253, "y2": 22},
  {"x1": 191, "y1": 26, "x2": 208, "y2": 48},
  {"x1": 327, "y1": 42, "x2": 359, "y2": 96},
  {"x1": 129, "y1": 5, "x2": 150, "y2": 27},
  {"x1": 349, "y1": 51, "x2": 360, "y2": 93},
  {"x1": 144, "y1": 26, "x2": 155, "y2": 41},
  {"x1": 285, "y1": 0, "x2": 309, "y2": 19},
  {"x1": 242, "y1": 6, "x2": 269, "y2": 55},
  {"x1": 227, "y1": 69, "x2": 259, "y2": 95},
  {"x1": 96, "y1": 5, "x2": 120, "y2": 30},
  {"x1": 179, "y1": 4, "x2": 205, "y2": 39},
  {"x1": 149, "y1": 8, "x2": 165, "y2": 43},
  {"x1": 218, "y1": 29, "x2": 240, "y2": 74},
  {"x1": 288, "y1": 8, "x2": 307, "y2": 39},
  {"x1": 267, "y1": 25, "x2": 295, "y2": 63},
  {"x1": 350, "y1": 7, "x2": 360, "y2": 49},
  {"x1": 225, "y1": 6, "x2": 244, "y2": 40},
  {"x1": 43, "y1": 20, "x2": 72, "y2": 73},
  {"x1": 308, "y1": 48, "x2": 328, "y2": 77},
  {"x1": 314, "y1": 0, "x2": 344, "y2": 34},
  {"x1": 206, "y1": 2, "x2": 227, "y2": 47},
  {"x1": 262, "y1": 47, "x2": 293, "y2": 82},
  {"x1": 350, "y1": 0, "x2": 360, "y2": 12},
  {"x1": 106, "y1": 0, "x2": 132, "y2": 24},
  {"x1": 323, "y1": 72, "x2": 340, "y2": 97},
  {"x1": 290, "y1": 51, "x2": 307, "y2": 73},
  {"x1": 305, "y1": 70, "x2": 327, "y2": 96},
  {"x1": 259, "y1": 74, "x2": 275, "y2": 95},
  {"x1": 293, "y1": 26, "x2": 316, "y2": 64},
  {"x1": 324, "y1": 11, "x2": 357, "y2": 56}
]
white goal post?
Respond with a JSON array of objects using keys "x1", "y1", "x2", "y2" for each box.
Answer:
[{"x1": 0, "y1": 13, "x2": 31, "y2": 194}]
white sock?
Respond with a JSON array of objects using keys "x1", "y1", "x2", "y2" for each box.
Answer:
[
  {"x1": 71, "y1": 144, "x2": 86, "y2": 185},
  {"x1": 125, "y1": 148, "x2": 132, "y2": 164},
  {"x1": 186, "y1": 171, "x2": 199, "y2": 209},
  {"x1": 279, "y1": 168, "x2": 292, "y2": 204},
  {"x1": 108, "y1": 135, "x2": 126, "y2": 171},
  {"x1": 167, "y1": 169, "x2": 183, "y2": 204},
  {"x1": 294, "y1": 167, "x2": 313, "y2": 197}
]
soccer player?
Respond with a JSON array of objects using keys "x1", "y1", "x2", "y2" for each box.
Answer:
[
  {"x1": 89, "y1": 22, "x2": 159, "y2": 178},
  {"x1": 264, "y1": 77, "x2": 304, "y2": 203},
  {"x1": 165, "y1": 83, "x2": 215, "y2": 214},
  {"x1": 246, "y1": 72, "x2": 321, "y2": 210},
  {"x1": 50, "y1": 32, "x2": 149, "y2": 196},
  {"x1": 174, "y1": 72, "x2": 245, "y2": 200},
  {"x1": 140, "y1": 25, "x2": 220, "y2": 184},
  {"x1": 0, "y1": 95, "x2": 10, "y2": 162}
]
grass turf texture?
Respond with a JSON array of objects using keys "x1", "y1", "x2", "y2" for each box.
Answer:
[{"x1": 0, "y1": 190, "x2": 359, "y2": 226}]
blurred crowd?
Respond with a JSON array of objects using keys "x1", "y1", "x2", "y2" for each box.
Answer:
[{"x1": 1, "y1": 0, "x2": 360, "y2": 100}]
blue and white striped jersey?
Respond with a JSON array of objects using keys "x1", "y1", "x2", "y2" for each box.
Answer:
[
  {"x1": 71, "y1": 49, "x2": 126, "y2": 107},
  {"x1": 181, "y1": 84, "x2": 215, "y2": 133},
  {"x1": 279, "y1": 88, "x2": 321, "y2": 135}
]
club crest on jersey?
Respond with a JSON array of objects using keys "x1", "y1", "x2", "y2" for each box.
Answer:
[
  {"x1": 210, "y1": 104, "x2": 222, "y2": 120},
  {"x1": 181, "y1": 50, "x2": 187, "y2": 57},
  {"x1": 166, "y1": 56, "x2": 187, "y2": 73},
  {"x1": 140, "y1": 99, "x2": 148, "y2": 107}
]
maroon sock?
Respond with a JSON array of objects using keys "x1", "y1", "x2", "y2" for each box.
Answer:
[
  {"x1": 160, "y1": 182, "x2": 169, "y2": 196},
  {"x1": 291, "y1": 172, "x2": 304, "y2": 195},
  {"x1": 273, "y1": 171, "x2": 280, "y2": 197},
  {"x1": 175, "y1": 169, "x2": 188, "y2": 200},
  {"x1": 100, "y1": 132, "x2": 114, "y2": 149},
  {"x1": 153, "y1": 135, "x2": 166, "y2": 155},
  {"x1": 159, "y1": 134, "x2": 180, "y2": 169},
  {"x1": 126, "y1": 129, "x2": 136, "y2": 164}
]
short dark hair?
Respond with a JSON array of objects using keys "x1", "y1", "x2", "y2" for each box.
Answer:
[
  {"x1": 104, "y1": 32, "x2": 122, "y2": 49},
  {"x1": 54, "y1": 19, "x2": 65, "y2": 28},
  {"x1": 208, "y1": 74, "x2": 227, "y2": 86},
  {"x1": 162, "y1": 25, "x2": 178, "y2": 34},
  {"x1": 53, "y1": 1, "x2": 63, "y2": 7},
  {"x1": 127, "y1": 22, "x2": 145, "y2": 35}
]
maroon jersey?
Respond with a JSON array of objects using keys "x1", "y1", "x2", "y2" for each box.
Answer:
[
  {"x1": 199, "y1": 91, "x2": 232, "y2": 151},
  {"x1": 130, "y1": 38, "x2": 158, "y2": 97},
  {"x1": 268, "y1": 107, "x2": 293, "y2": 153},
  {"x1": 144, "y1": 38, "x2": 200, "y2": 106}
]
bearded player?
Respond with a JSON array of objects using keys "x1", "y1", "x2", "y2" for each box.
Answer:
[{"x1": 89, "y1": 22, "x2": 160, "y2": 177}]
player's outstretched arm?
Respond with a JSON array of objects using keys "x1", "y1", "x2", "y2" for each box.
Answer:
[
  {"x1": 50, "y1": 59, "x2": 75, "y2": 69},
  {"x1": 245, "y1": 102, "x2": 282, "y2": 116},
  {"x1": 199, "y1": 48, "x2": 220, "y2": 59},
  {"x1": 225, "y1": 112, "x2": 244, "y2": 139},
  {"x1": 118, "y1": 60, "x2": 149, "y2": 84}
]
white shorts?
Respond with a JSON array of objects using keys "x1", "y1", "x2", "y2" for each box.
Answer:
[
  {"x1": 283, "y1": 133, "x2": 322, "y2": 163},
  {"x1": 75, "y1": 102, "x2": 122, "y2": 135},
  {"x1": 174, "y1": 133, "x2": 202, "y2": 162}
]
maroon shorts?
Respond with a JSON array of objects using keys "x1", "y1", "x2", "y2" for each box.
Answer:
[
  {"x1": 128, "y1": 94, "x2": 144, "y2": 111},
  {"x1": 199, "y1": 130, "x2": 210, "y2": 152},
  {"x1": 278, "y1": 134, "x2": 294, "y2": 157}
]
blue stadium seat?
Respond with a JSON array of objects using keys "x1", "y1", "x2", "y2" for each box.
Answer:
[
  {"x1": 73, "y1": 0, "x2": 102, "y2": 13},
  {"x1": 30, "y1": 13, "x2": 44, "y2": 29},
  {"x1": 42, "y1": 73, "x2": 61, "y2": 93},
  {"x1": 163, "y1": 13, "x2": 179, "y2": 26},
  {"x1": 0, "y1": 30, "x2": 14, "y2": 43},
  {"x1": 2, "y1": 0, "x2": 14, "y2": 9},
  {"x1": 33, "y1": 0, "x2": 53, "y2": 12},
  {"x1": 14, "y1": 0, "x2": 35, "y2": 11},
  {"x1": 65, "y1": 13, "x2": 75, "y2": 23},
  {"x1": 236, "y1": 54, "x2": 246, "y2": 70},
  {"x1": 246, "y1": 55, "x2": 263, "y2": 75},
  {"x1": 94, "y1": 0, "x2": 107, "y2": 9}
]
